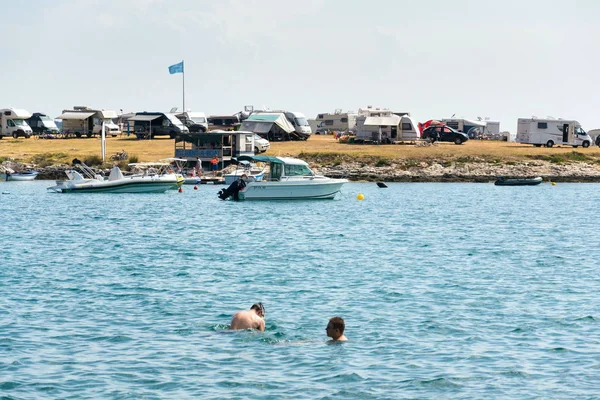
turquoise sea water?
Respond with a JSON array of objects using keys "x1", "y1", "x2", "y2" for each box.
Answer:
[{"x1": 1, "y1": 181, "x2": 599, "y2": 399}]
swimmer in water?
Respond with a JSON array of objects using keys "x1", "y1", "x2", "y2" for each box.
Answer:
[
  {"x1": 326, "y1": 317, "x2": 347, "y2": 342},
  {"x1": 230, "y1": 302, "x2": 265, "y2": 332}
]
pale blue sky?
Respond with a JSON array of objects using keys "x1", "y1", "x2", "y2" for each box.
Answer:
[{"x1": 1, "y1": 0, "x2": 598, "y2": 133}]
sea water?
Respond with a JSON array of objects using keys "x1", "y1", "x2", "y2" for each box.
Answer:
[{"x1": 1, "y1": 181, "x2": 599, "y2": 399}]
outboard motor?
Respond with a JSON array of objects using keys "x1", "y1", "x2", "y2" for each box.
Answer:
[{"x1": 218, "y1": 178, "x2": 246, "y2": 201}]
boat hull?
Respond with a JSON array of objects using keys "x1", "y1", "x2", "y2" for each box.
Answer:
[
  {"x1": 5, "y1": 172, "x2": 38, "y2": 181},
  {"x1": 48, "y1": 177, "x2": 182, "y2": 193},
  {"x1": 238, "y1": 179, "x2": 347, "y2": 200},
  {"x1": 494, "y1": 177, "x2": 543, "y2": 186}
]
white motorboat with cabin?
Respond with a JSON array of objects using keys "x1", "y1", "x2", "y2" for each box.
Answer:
[
  {"x1": 223, "y1": 158, "x2": 266, "y2": 185},
  {"x1": 218, "y1": 155, "x2": 347, "y2": 200},
  {"x1": 47, "y1": 161, "x2": 183, "y2": 193}
]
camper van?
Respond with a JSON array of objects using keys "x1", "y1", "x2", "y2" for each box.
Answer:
[
  {"x1": 57, "y1": 106, "x2": 121, "y2": 138},
  {"x1": 283, "y1": 111, "x2": 312, "y2": 137},
  {"x1": 0, "y1": 108, "x2": 33, "y2": 139},
  {"x1": 128, "y1": 112, "x2": 189, "y2": 139},
  {"x1": 516, "y1": 118, "x2": 592, "y2": 148},
  {"x1": 315, "y1": 110, "x2": 357, "y2": 134},
  {"x1": 176, "y1": 111, "x2": 208, "y2": 133},
  {"x1": 26, "y1": 113, "x2": 60, "y2": 135}
]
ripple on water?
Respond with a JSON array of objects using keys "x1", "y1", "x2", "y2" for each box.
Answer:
[{"x1": 2, "y1": 182, "x2": 600, "y2": 398}]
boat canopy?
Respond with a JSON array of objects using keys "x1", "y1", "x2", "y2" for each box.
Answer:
[
  {"x1": 56, "y1": 111, "x2": 96, "y2": 120},
  {"x1": 237, "y1": 155, "x2": 284, "y2": 164}
]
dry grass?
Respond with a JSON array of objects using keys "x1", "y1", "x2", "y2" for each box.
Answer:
[{"x1": 2, "y1": 134, "x2": 600, "y2": 165}]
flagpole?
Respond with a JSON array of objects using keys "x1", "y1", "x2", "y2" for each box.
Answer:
[{"x1": 182, "y1": 60, "x2": 185, "y2": 113}]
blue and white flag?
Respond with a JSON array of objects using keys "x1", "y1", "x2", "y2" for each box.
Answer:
[{"x1": 168, "y1": 61, "x2": 184, "y2": 74}]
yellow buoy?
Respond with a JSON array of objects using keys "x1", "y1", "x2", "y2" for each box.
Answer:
[
  {"x1": 552, "y1": 182, "x2": 556, "y2": 186},
  {"x1": 356, "y1": 193, "x2": 365, "y2": 200}
]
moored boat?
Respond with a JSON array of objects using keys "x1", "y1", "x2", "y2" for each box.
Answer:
[
  {"x1": 47, "y1": 162, "x2": 183, "y2": 193},
  {"x1": 4, "y1": 170, "x2": 39, "y2": 181},
  {"x1": 494, "y1": 176, "x2": 543, "y2": 186},
  {"x1": 218, "y1": 155, "x2": 347, "y2": 200}
]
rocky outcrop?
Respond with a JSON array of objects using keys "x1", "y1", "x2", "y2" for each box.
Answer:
[{"x1": 317, "y1": 161, "x2": 600, "y2": 182}]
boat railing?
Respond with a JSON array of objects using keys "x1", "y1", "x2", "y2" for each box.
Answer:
[{"x1": 75, "y1": 162, "x2": 100, "y2": 179}]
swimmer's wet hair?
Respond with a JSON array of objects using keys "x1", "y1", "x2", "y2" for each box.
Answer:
[
  {"x1": 329, "y1": 317, "x2": 345, "y2": 333},
  {"x1": 251, "y1": 302, "x2": 265, "y2": 313}
]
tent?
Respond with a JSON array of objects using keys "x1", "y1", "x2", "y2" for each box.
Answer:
[{"x1": 240, "y1": 113, "x2": 296, "y2": 141}]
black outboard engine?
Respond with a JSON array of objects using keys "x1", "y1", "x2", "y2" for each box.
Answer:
[{"x1": 218, "y1": 178, "x2": 246, "y2": 201}]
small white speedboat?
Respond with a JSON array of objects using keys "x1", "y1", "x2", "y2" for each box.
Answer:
[
  {"x1": 5, "y1": 171, "x2": 39, "y2": 181},
  {"x1": 48, "y1": 163, "x2": 183, "y2": 193}
]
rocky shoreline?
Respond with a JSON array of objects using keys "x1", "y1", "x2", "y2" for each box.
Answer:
[
  {"x1": 318, "y1": 160, "x2": 600, "y2": 183},
  {"x1": 3, "y1": 160, "x2": 600, "y2": 183}
]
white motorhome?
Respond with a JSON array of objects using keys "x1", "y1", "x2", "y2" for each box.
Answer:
[
  {"x1": 516, "y1": 118, "x2": 592, "y2": 148},
  {"x1": 0, "y1": 108, "x2": 33, "y2": 139},
  {"x1": 56, "y1": 106, "x2": 121, "y2": 138},
  {"x1": 355, "y1": 107, "x2": 420, "y2": 142},
  {"x1": 315, "y1": 109, "x2": 357, "y2": 134},
  {"x1": 176, "y1": 111, "x2": 208, "y2": 132},
  {"x1": 283, "y1": 111, "x2": 312, "y2": 136}
]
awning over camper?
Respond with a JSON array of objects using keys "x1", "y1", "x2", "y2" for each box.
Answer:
[
  {"x1": 56, "y1": 111, "x2": 96, "y2": 120},
  {"x1": 127, "y1": 115, "x2": 162, "y2": 122},
  {"x1": 240, "y1": 113, "x2": 295, "y2": 134},
  {"x1": 364, "y1": 115, "x2": 401, "y2": 126}
]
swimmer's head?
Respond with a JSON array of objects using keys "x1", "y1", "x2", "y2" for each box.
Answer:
[{"x1": 251, "y1": 302, "x2": 265, "y2": 318}]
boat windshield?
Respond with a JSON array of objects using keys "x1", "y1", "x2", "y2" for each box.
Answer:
[
  {"x1": 284, "y1": 163, "x2": 314, "y2": 176},
  {"x1": 294, "y1": 117, "x2": 309, "y2": 126}
]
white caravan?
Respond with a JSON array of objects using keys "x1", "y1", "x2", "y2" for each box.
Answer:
[
  {"x1": 0, "y1": 108, "x2": 33, "y2": 139},
  {"x1": 56, "y1": 106, "x2": 121, "y2": 138},
  {"x1": 516, "y1": 118, "x2": 592, "y2": 148},
  {"x1": 315, "y1": 109, "x2": 357, "y2": 134},
  {"x1": 354, "y1": 107, "x2": 419, "y2": 142}
]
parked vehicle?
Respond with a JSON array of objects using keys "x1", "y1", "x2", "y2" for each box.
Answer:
[
  {"x1": 26, "y1": 113, "x2": 60, "y2": 135},
  {"x1": 176, "y1": 111, "x2": 208, "y2": 133},
  {"x1": 315, "y1": 109, "x2": 357, "y2": 134},
  {"x1": 253, "y1": 134, "x2": 270, "y2": 153},
  {"x1": 516, "y1": 118, "x2": 592, "y2": 148},
  {"x1": 128, "y1": 112, "x2": 189, "y2": 139},
  {"x1": 56, "y1": 106, "x2": 121, "y2": 138},
  {"x1": 442, "y1": 118, "x2": 486, "y2": 138},
  {"x1": 354, "y1": 108, "x2": 420, "y2": 143},
  {"x1": 0, "y1": 108, "x2": 33, "y2": 139},
  {"x1": 422, "y1": 125, "x2": 469, "y2": 144},
  {"x1": 283, "y1": 111, "x2": 312, "y2": 137}
]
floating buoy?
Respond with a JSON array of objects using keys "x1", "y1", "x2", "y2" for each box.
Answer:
[
  {"x1": 178, "y1": 187, "x2": 183, "y2": 193},
  {"x1": 193, "y1": 185, "x2": 198, "y2": 190},
  {"x1": 356, "y1": 193, "x2": 365, "y2": 200},
  {"x1": 551, "y1": 182, "x2": 556, "y2": 186},
  {"x1": 376, "y1": 182, "x2": 388, "y2": 188}
]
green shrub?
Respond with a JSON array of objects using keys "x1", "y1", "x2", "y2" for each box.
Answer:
[
  {"x1": 31, "y1": 152, "x2": 69, "y2": 167},
  {"x1": 84, "y1": 155, "x2": 103, "y2": 166},
  {"x1": 375, "y1": 158, "x2": 390, "y2": 167},
  {"x1": 128, "y1": 154, "x2": 139, "y2": 164}
]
